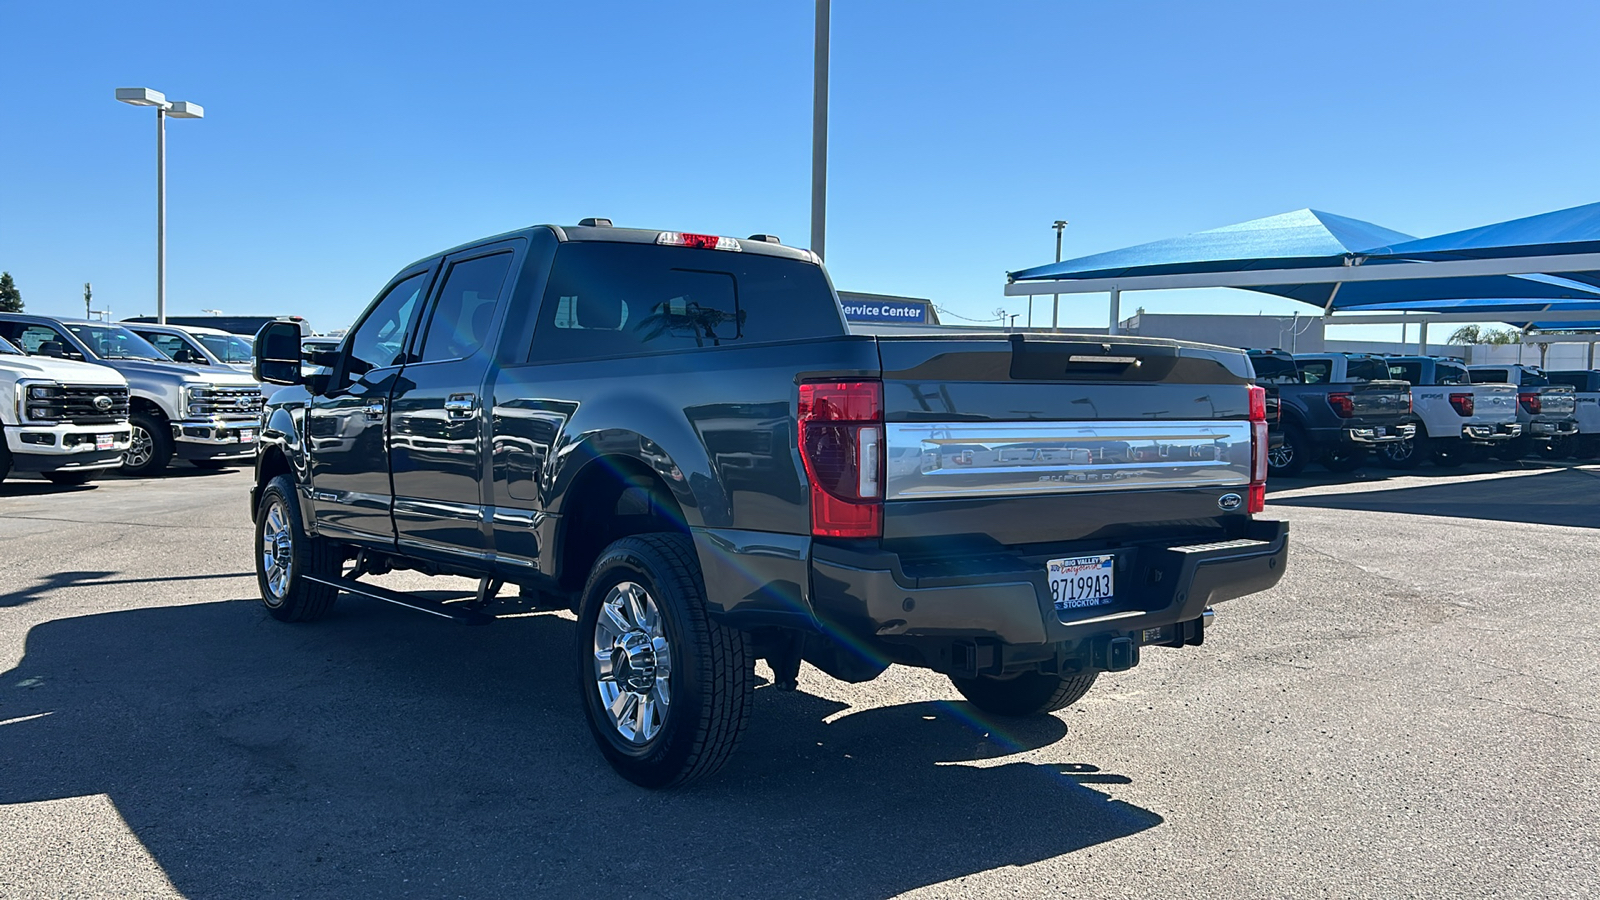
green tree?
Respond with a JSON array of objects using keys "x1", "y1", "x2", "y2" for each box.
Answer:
[
  {"x1": 1446, "y1": 324, "x2": 1520, "y2": 345},
  {"x1": 0, "y1": 272, "x2": 21, "y2": 313},
  {"x1": 1447, "y1": 325, "x2": 1481, "y2": 345}
]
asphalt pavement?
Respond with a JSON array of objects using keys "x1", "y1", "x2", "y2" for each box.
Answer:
[{"x1": 1, "y1": 461, "x2": 1597, "y2": 899}]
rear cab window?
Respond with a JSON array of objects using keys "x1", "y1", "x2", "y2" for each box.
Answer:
[
  {"x1": 1249, "y1": 355, "x2": 1300, "y2": 384},
  {"x1": 1344, "y1": 358, "x2": 1389, "y2": 382},
  {"x1": 1386, "y1": 362, "x2": 1423, "y2": 384},
  {"x1": 529, "y1": 242, "x2": 843, "y2": 362}
]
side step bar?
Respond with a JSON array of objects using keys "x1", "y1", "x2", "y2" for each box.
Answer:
[{"x1": 303, "y1": 575, "x2": 495, "y2": 626}]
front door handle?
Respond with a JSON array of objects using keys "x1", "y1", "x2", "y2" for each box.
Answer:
[
  {"x1": 444, "y1": 393, "x2": 478, "y2": 419},
  {"x1": 364, "y1": 400, "x2": 385, "y2": 421}
]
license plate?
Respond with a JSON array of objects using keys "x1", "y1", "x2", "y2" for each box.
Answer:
[
  {"x1": 96, "y1": 434, "x2": 115, "y2": 451},
  {"x1": 1373, "y1": 427, "x2": 1387, "y2": 437},
  {"x1": 1047, "y1": 554, "x2": 1115, "y2": 610},
  {"x1": 238, "y1": 429, "x2": 257, "y2": 443}
]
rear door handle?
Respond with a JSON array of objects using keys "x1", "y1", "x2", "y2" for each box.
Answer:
[
  {"x1": 445, "y1": 393, "x2": 478, "y2": 419},
  {"x1": 364, "y1": 400, "x2": 385, "y2": 421}
]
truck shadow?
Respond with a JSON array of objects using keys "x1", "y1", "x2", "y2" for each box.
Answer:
[
  {"x1": 1270, "y1": 465, "x2": 1600, "y2": 528},
  {"x1": 0, "y1": 600, "x2": 1162, "y2": 899}
]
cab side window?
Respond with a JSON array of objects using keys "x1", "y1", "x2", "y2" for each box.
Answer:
[
  {"x1": 346, "y1": 271, "x2": 431, "y2": 376},
  {"x1": 1297, "y1": 360, "x2": 1331, "y2": 384},
  {"x1": 415, "y1": 253, "x2": 513, "y2": 363},
  {"x1": 0, "y1": 323, "x2": 83, "y2": 360}
]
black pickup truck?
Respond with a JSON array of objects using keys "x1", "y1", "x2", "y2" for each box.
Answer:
[
  {"x1": 1248, "y1": 350, "x2": 1415, "y2": 476},
  {"x1": 250, "y1": 222, "x2": 1288, "y2": 787}
]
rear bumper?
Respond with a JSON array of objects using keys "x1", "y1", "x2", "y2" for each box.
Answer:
[
  {"x1": 1462, "y1": 422, "x2": 1521, "y2": 442},
  {"x1": 1346, "y1": 423, "x2": 1415, "y2": 444},
  {"x1": 1529, "y1": 420, "x2": 1578, "y2": 437},
  {"x1": 805, "y1": 518, "x2": 1288, "y2": 679}
]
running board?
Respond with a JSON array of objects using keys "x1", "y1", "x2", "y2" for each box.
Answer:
[{"x1": 303, "y1": 575, "x2": 496, "y2": 625}]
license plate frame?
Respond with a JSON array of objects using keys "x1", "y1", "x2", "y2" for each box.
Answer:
[
  {"x1": 95, "y1": 434, "x2": 115, "y2": 451},
  {"x1": 1047, "y1": 554, "x2": 1115, "y2": 611}
]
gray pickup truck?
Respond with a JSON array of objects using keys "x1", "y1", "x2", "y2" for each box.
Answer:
[
  {"x1": 1467, "y1": 364, "x2": 1578, "y2": 459},
  {"x1": 0, "y1": 315, "x2": 264, "y2": 475},
  {"x1": 248, "y1": 221, "x2": 1289, "y2": 787}
]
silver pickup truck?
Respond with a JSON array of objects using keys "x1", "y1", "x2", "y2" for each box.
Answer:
[{"x1": 0, "y1": 315, "x2": 264, "y2": 476}]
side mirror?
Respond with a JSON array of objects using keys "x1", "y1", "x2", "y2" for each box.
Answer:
[
  {"x1": 254, "y1": 321, "x2": 306, "y2": 386},
  {"x1": 37, "y1": 341, "x2": 65, "y2": 358}
]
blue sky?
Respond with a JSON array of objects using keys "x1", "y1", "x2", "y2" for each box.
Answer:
[{"x1": 4, "y1": 1, "x2": 1599, "y2": 339}]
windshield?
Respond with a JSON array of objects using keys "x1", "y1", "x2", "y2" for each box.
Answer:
[
  {"x1": 64, "y1": 324, "x2": 166, "y2": 361},
  {"x1": 0, "y1": 336, "x2": 21, "y2": 356},
  {"x1": 195, "y1": 332, "x2": 254, "y2": 363}
]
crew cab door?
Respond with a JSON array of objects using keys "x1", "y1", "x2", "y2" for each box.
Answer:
[
  {"x1": 308, "y1": 265, "x2": 436, "y2": 544},
  {"x1": 388, "y1": 241, "x2": 522, "y2": 561}
]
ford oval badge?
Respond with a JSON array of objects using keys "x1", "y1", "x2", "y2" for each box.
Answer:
[{"x1": 1218, "y1": 492, "x2": 1243, "y2": 511}]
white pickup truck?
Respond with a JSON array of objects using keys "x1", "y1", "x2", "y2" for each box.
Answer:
[
  {"x1": 1376, "y1": 356, "x2": 1520, "y2": 468},
  {"x1": 1467, "y1": 364, "x2": 1579, "y2": 460},
  {"x1": 1546, "y1": 370, "x2": 1600, "y2": 458},
  {"x1": 0, "y1": 335, "x2": 133, "y2": 485}
]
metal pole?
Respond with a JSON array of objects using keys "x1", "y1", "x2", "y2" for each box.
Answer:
[
  {"x1": 157, "y1": 105, "x2": 167, "y2": 324},
  {"x1": 1051, "y1": 220, "x2": 1065, "y2": 331},
  {"x1": 1108, "y1": 288, "x2": 1121, "y2": 335},
  {"x1": 810, "y1": 0, "x2": 829, "y2": 261},
  {"x1": 1589, "y1": 341, "x2": 1595, "y2": 369},
  {"x1": 1419, "y1": 320, "x2": 1429, "y2": 355}
]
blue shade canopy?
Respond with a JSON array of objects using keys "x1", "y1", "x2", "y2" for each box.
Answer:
[
  {"x1": 1009, "y1": 209, "x2": 1410, "y2": 282},
  {"x1": 1368, "y1": 201, "x2": 1600, "y2": 261},
  {"x1": 1249, "y1": 272, "x2": 1600, "y2": 308}
]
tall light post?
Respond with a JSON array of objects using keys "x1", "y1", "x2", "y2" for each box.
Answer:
[
  {"x1": 1051, "y1": 219, "x2": 1067, "y2": 331},
  {"x1": 116, "y1": 87, "x2": 204, "y2": 324},
  {"x1": 811, "y1": 0, "x2": 830, "y2": 261}
]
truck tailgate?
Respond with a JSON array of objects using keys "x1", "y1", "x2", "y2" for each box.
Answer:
[
  {"x1": 1346, "y1": 379, "x2": 1412, "y2": 417},
  {"x1": 1472, "y1": 384, "x2": 1517, "y2": 422},
  {"x1": 874, "y1": 334, "x2": 1259, "y2": 548},
  {"x1": 1540, "y1": 386, "x2": 1577, "y2": 417}
]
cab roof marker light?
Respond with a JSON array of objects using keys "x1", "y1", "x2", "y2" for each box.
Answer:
[{"x1": 656, "y1": 232, "x2": 742, "y2": 252}]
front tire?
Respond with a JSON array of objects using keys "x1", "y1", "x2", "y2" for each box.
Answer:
[
  {"x1": 121, "y1": 411, "x2": 173, "y2": 476},
  {"x1": 1431, "y1": 440, "x2": 1469, "y2": 468},
  {"x1": 1539, "y1": 435, "x2": 1577, "y2": 459},
  {"x1": 576, "y1": 533, "x2": 752, "y2": 789},
  {"x1": 255, "y1": 474, "x2": 341, "y2": 622},
  {"x1": 951, "y1": 670, "x2": 1099, "y2": 716}
]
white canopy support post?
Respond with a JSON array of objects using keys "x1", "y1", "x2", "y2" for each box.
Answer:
[
  {"x1": 1108, "y1": 288, "x2": 1121, "y2": 335},
  {"x1": 1419, "y1": 320, "x2": 1429, "y2": 355},
  {"x1": 1323, "y1": 281, "x2": 1343, "y2": 315},
  {"x1": 1590, "y1": 341, "x2": 1596, "y2": 368}
]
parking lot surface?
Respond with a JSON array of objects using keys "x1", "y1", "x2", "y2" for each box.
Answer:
[{"x1": 2, "y1": 463, "x2": 1597, "y2": 899}]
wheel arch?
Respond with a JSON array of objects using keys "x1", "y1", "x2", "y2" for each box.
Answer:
[{"x1": 555, "y1": 453, "x2": 691, "y2": 594}]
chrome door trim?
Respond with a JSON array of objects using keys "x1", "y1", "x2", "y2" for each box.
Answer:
[{"x1": 885, "y1": 420, "x2": 1252, "y2": 500}]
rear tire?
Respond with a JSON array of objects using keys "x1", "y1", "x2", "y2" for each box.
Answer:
[
  {"x1": 42, "y1": 471, "x2": 94, "y2": 485},
  {"x1": 1321, "y1": 446, "x2": 1368, "y2": 473},
  {"x1": 1494, "y1": 436, "x2": 1532, "y2": 461},
  {"x1": 1377, "y1": 435, "x2": 1427, "y2": 470},
  {"x1": 576, "y1": 533, "x2": 753, "y2": 789},
  {"x1": 1267, "y1": 424, "x2": 1310, "y2": 477},
  {"x1": 951, "y1": 670, "x2": 1099, "y2": 716},
  {"x1": 255, "y1": 474, "x2": 341, "y2": 622},
  {"x1": 1430, "y1": 440, "x2": 1468, "y2": 468},
  {"x1": 121, "y1": 411, "x2": 173, "y2": 476}
]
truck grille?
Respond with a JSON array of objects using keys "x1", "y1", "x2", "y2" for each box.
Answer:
[
  {"x1": 21, "y1": 385, "x2": 130, "y2": 425},
  {"x1": 191, "y1": 386, "x2": 264, "y2": 418}
]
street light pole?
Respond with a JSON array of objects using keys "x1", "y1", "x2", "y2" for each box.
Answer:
[
  {"x1": 117, "y1": 88, "x2": 203, "y2": 325},
  {"x1": 1051, "y1": 220, "x2": 1067, "y2": 331},
  {"x1": 811, "y1": 0, "x2": 830, "y2": 261}
]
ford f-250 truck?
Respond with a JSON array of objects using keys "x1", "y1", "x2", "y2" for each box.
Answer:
[
  {"x1": 0, "y1": 335, "x2": 132, "y2": 485},
  {"x1": 1375, "y1": 356, "x2": 1519, "y2": 468},
  {"x1": 1467, "y1": 364, "x2": 1578, "y2": 460},
  {"x1": 0, "y1": 315, "x2": 264, "y2": 475},
  {"x1": 1247, "y1": 350, "x2": 1415, "y2": 476},
  {"x1": 249, "y1": 221, "x2": 1288, "y2": 787}
]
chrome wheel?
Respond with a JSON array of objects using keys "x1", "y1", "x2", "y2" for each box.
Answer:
[
  {"x1": 1267, "y1": 442, "x2": 1294, "y2": 470},
  {"x1": 126, "y1": 425, "x2": 154, "y2": 470},
  {"x1": 592, "y1": 581, "x2": 673, "y2": 744},
  {"x1": 260, "y1": 498, "x2": 294, "y2": 603}
]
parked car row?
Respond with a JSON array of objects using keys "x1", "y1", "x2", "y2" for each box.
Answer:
[
  {"x1": 1246, "y1": 349, "x2": 1594, "y2": 475},
  {"x1": 0, "y1": 313, "x2": 267, "y2": 483}
]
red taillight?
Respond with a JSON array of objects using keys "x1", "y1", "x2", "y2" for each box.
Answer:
[
  {"x1": 798, "y1": 381, "x2": 884, "y2": 538},
  {"x1": 1449, "y1": 392, "x2": 1475, "y2": 417},
  {"x1": 1247, "y1": 386, "x2": 1267, "y2": 514},
  {"x1": 1328, "y1": 392, "x2": 1355, "y2": 418},
  {"x1": 1519, "y1": 392, "x2": 1541, "y2": 414}
]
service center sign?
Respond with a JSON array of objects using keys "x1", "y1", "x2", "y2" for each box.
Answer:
[{"x1": 840, "y1": 299, "x2": 928, "y2": 323}]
